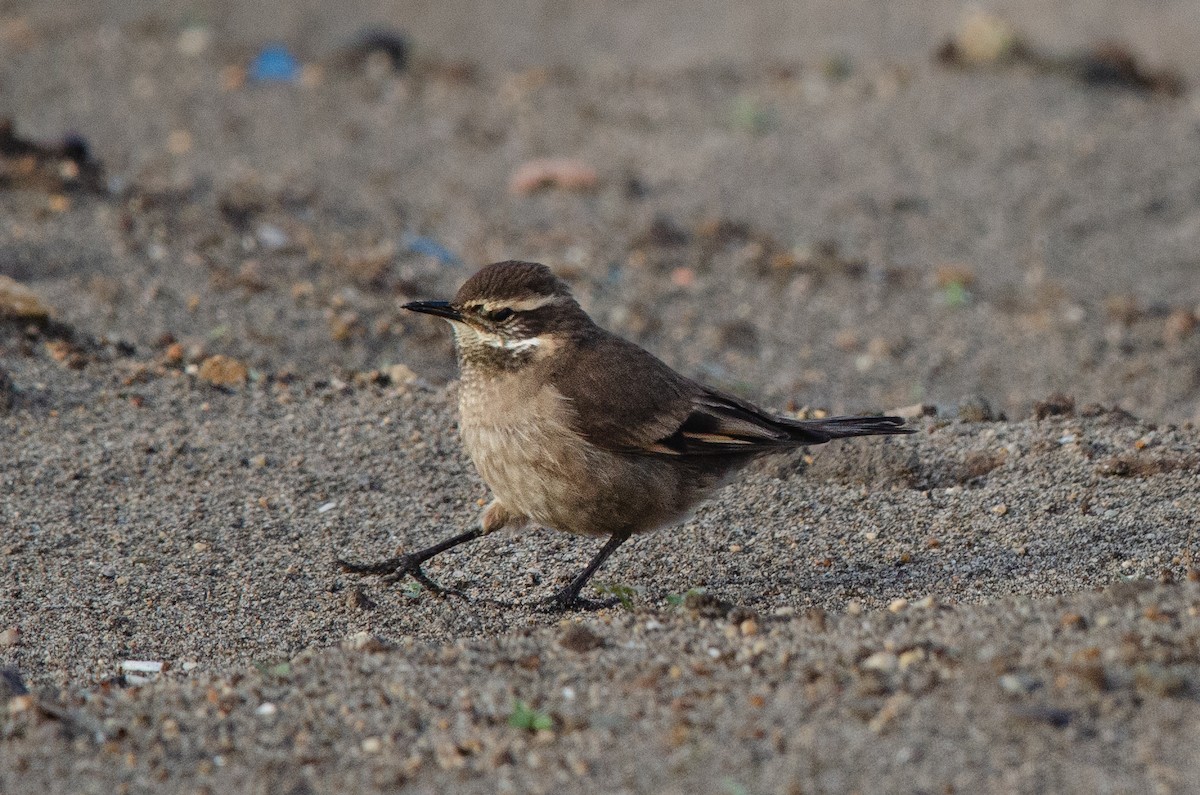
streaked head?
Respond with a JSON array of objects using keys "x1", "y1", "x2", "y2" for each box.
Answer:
[{"x1": 404, "y1": 261, "x2": 589, "y2": 368}]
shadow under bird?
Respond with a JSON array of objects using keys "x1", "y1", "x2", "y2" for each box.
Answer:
[{"x1": 340, "y1": 261, "x2": 913, "y2": 610}]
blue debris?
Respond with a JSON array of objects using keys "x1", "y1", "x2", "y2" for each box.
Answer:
[
  {"x1": 250, "y1": 44, "x2": 301, "y2": 82},
  {"x1": 401, "y1": 233, "x2": 461, "y2": 266}
]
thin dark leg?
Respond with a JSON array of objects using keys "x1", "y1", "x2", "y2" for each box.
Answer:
[
  {"x1": 338, "y1": 528, "x2": 482, "y2": 595},
  {"x1": 541, "y1": 532, "x2": 631, "y2": 612}
]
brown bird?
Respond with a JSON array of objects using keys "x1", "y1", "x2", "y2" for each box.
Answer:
[{"x1": 340, "y1": 261, "x2": 913, "y2": 610}]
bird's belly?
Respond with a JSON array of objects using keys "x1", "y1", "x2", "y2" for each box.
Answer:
[
  {"x1": 459, "y1": 383, "x2": 706, "y2": 537},
  {"x1": 461, "y1": 415, "x2": 598, "y2": 534}
]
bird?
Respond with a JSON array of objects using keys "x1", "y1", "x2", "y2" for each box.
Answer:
[{"x1": 339, "y1": 260, "x2": 913, "y2": 610}]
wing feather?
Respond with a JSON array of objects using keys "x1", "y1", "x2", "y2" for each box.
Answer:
[{"x1": 547, "y1": 328, "x2": 912, "y2": 457}]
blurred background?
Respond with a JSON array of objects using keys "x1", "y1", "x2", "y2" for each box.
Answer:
[{"x1": 3, "y1": 0, "x2": 1199, "y2": 421}]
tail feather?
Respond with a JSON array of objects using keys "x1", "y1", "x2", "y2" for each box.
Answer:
[{"x1": 787, "y1": 414, "x2": 914, "y2": 442}]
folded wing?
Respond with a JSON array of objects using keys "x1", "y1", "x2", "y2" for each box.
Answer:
[{"x1": 551, "y1": 330, "x2": 911, "y2": 457}]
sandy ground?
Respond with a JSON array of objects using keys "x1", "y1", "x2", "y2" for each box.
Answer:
[{"x1": 2, "y1": 1, "x2": 1200, "y2": 792}]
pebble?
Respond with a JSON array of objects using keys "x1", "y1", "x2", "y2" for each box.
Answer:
[
  {"x1": 861, "y1": 652, "x2": 899, "y2": 673},
  {"x1": 176, "y1": 25, "x2": 212, "y2": 56},
  {"x1": 197, "y1": 355, "x2": 248, "y2": 387},
  {"x1": 558, "y1": 623, "x2": 604, "y2": 653},
  {"x1": 957, "y1": 394, "x2": 996, "y2": 422},
  {"x1": 256, "y1": 223, "x2": 289, "y2": 250},
  {"x1": 0, "y1": 275, "x2": 52, "y2": 320},
  {"x1": 1162, "y1": 308, "x2": 1197, "y2": 344},
  {"x1": 998, "y1": 673, "x2": 1041, "y2": 694},
  {"x1": 121, "y1": 660, "x2": 164, "y2": 674},
  {"x1": 343, "y1": 631, "x2": 390, "y2": 652},
  {"x1": 509, "y1": 158, "x2": 598, "y2": 195}
]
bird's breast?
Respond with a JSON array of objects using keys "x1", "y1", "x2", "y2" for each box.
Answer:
[
  {"x1": 456, "y1": 368, "x2": 723, "y2": 538},
  {"x1": 458, "y1": 372, "x2": 595, "y2": 532}
]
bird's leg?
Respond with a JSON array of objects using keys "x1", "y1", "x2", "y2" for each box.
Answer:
[
  {"x1": 337, "y1": 499, "x2": 525, "y2": 596},
  {"x1": 337, "y1": 528, "x2": 483, "y2": 594},
  {"x1": 541, "y1": 531, "x2": 631, "y2": 612}
]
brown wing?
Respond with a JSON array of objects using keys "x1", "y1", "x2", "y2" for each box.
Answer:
[
  {"x1": 546, "y1": 331, "x2": 700, "y2": 454},
  {"x1": 548, "y1": 331, "x2": 870, "y2": 457}
]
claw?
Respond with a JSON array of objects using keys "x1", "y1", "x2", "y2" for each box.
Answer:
[
  {"x1": 338, "y1": 554, "x2": 451, "y2": 595},
  {"x1": 537, "y1": 591, "x2": 620, "y2": 613}
]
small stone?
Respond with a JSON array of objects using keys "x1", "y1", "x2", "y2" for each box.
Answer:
[
  {"x1": 1163, "y1": 309, "x2": 1197, "y2": 345},
  {"x1": 898, "y1": 649, "x2": 926, "y2": 669},
  {"x1": 509, "y1": 158, "x2": 598, "y2": 195},
  {"x1": 386, "y1": 363, "x2": 417, "y2": 386},
  {"x1": 860, "y1": 652, "x2": 899, "y2": 673},
  {"x1": 192, "y1": 541, "x2": 210, "y2": 552},
  {"x1": 343, "y1": 631, "x2": 390, "y2": 652},
  {"x1": 0, "y1": 275, "x2": 52, "y2": 321},
  {"x1": 197, "y1": 355, "x2": 248, "y2": 387},
  {"x1": 942, "y1": 9, "x2": 1020, "y2": 65},
  {"x1": 1033, "y1": 393, "x2": 1075, "y2": 419},
  {"x1": 891, "y1": 403, "x2": 937, "y2": 420},
  {"x1": 670, "y1": 267, "x2": 696, "y2": 288},
  {"x1": 121, "y1": 660, "x2": 164, "y2": 674},
  {"x1": 739, "y1": 619, "x2": 759, "y2": 637},
  {"x1": 558, "y1": 623, "x2": 604, "y2": 653},
  {"x1": 957, "y1": 394, "x2": 996, "y2": 422},
  {"x1": 991, "y1": 504, "x2": 1009, "y2": 516},
  {"x1": 6, "y1": 694, "x2": 34, "y2": 714},
  {"x1": 998, "y1": 672, "x2": 1041, "y2": 694},
  {"x1": 847, "y1": 600, "x2": 864, "y2": 617},
  {"x1": 256, "y1": 223, "x2": 289, "y2": 251},
  {"x1": 177, "y1": 24, "x2": 212, "y2": 56},
  {"x1": 346, "y1": 587, "x2": 376, "y2": 611},
  {"x1": 361, "y1": 736, "x2": 383, "y2": 754},
  {"x1": 1060, "y1": 612, "x2": 1087, "y2": 630},
  {"x1": 255, "y1": 702, "x2": 278, "y2": 717},
  {"x1": 163, "y1": 342, "x2": 185, "y2": 364},
  {"x1": 887, "y1": 598, "x2": 908, "y2": 613},
  {"x1": 0, "y1": 627, "x2": 19, "y2": 647}
]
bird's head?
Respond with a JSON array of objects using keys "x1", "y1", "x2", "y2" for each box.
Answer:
[{"x1": 404, "y1": 261, "x2": 589, "y2": 369}]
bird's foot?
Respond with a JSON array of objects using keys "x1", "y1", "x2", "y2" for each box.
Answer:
[
  {"x1": 336, "y1": 555, "x2": 450, "y2": 595},
  {"x1": 536, "y1": 589, "x2": 620, "y2": 613}
]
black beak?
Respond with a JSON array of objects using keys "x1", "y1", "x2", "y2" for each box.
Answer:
[{"x1": 403, "y1": 300, "x2": 463, "y2": 321}]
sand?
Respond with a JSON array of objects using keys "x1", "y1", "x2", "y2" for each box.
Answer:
[{"x1": 2, "y1": 1, "x2": 1199, "y2": 792}]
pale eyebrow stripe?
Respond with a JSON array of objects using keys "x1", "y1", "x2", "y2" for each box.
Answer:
[{"x1": 480, "y1": 294, "x2": 560, "y2": 313}]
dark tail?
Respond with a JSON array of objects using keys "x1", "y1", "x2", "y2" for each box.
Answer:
[{"x1": 781, "y1": 414, "x2": 914, "y2": 444}]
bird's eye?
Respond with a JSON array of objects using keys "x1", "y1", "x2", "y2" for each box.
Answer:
[{"x1": 488, "y1": 308, "x2": 515, "y2": 322}]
